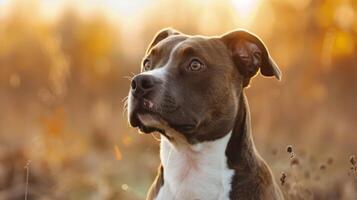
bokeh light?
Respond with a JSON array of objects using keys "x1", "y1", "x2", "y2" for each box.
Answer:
[{"x1": 0, "y1": 0, "x2": 356, "y2": 199}]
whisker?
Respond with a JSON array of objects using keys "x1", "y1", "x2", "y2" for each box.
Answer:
[
  {"x1": 122, "y1": 108, "x2": 128, "y2": 117},
  {"x1": 151, "y1": 132, "x2": 161, "y2": 142},
  {"x1": 121, "y1": 96, "x2": 128, "y2": 103},
  {"x1": 123, "y1": 72, "x2": 137, "y2": 81},
  {"x1": 122, "y1": 99, "x2": 128, "y2": 116},
  {"x1": 123, "y1": 76, "x2": 133, "y2": 81}
]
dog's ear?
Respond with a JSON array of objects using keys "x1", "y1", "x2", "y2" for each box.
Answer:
[
  {"x1": 221, "y1": 29, "x2": 281, "y2": 87},
  {"x1": 146, "y1": 28, "x2": 181, "y2": 54}
]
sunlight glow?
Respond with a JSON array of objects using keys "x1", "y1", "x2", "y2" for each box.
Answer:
[{"x1": 231, "y1": 0, "x2": 260, "y2": 24}]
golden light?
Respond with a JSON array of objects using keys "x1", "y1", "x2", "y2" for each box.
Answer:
[
  {"x1": 231, "y1": 0, "x2": 260, "y2": 24},
  {"x1": 114, "y1": 145, "x2": 123, "y2": 161}
]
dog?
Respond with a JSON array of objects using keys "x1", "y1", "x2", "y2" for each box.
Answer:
[{"x1": 127, "y1": 28, "x2": 284, "y2": 200}]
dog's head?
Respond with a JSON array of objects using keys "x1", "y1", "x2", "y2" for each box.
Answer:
[{"x1": 127, "y1": 28, "x2": 281, "y2": 144}]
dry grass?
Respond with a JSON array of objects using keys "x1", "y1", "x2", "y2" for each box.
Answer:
[{"x1": 0, "y1": 0, "x2": 357, "y2": 199}]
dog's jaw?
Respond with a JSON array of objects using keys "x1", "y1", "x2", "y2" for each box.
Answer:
[
  {"x1": 137, "y1": 114, "x2": 163, "y2": 128},
  {"x1": 138, "y1": 113, "x2": 193, "y2": 144}
]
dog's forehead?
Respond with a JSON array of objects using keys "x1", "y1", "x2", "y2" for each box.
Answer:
[
  {"x1": 150, "y1": 35, "x2": 225, "y2": 56},
  {"x1": 149, "y1": 35, "x2": 187, "y2": 55}
]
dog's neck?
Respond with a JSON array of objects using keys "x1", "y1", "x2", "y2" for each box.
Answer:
[
  {"x1": 160, "y1": 92, "x2": 258, "y2": 162},
  {"x1": 160, "y1": 92, "x2": 258, "y2": 171},
  {"x1": 226, "y1": 92, "x2": 259, "y2": 169},
  {"x1": 157, "y1": 93, "x2": 258, "y2": 199}
]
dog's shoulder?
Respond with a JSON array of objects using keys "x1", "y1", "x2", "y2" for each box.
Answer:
[
  {"x1": 229, "y1": 156, "x2": 283, "y2": 200},
  {"x1": 146, "y1": 165, "x2": 164, "y2": 200}
]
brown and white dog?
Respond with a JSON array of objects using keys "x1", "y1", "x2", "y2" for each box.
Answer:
[{"x1": 127, "y1": 28, "x2": 284, "y2": 200}]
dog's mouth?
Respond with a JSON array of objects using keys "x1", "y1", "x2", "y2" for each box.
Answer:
[
  {"x1": 136, "y1": 112, "x2": 166, "y2": 134},
  {"x1": 136, "y1": 112, "x2": 197, "y2": 136},
  {"x1": 129, "y1": 98, "x2": 197, "y2": 135}
]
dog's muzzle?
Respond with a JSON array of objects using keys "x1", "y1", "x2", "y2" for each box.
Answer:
[
  {"x1": 128, "y1": 74, "x2": 162, "y2": 131},
  {"x1": 128, "y1": 73, "x2": 198, "y2": 135}
]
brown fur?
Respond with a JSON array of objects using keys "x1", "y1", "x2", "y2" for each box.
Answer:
[
  {"x1": 128, "y1": 28, "x2": 284, "y2": 200},
  {"x1": 146, "y1": 94, "x2": 283, "y2": 200},
  {"x1": 226, "y1": 94, "x2": 283, "y2": 200}
]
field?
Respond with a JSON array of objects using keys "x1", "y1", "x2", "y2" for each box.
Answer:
[{"x1": 0, "y1": 0, "x2": 356, "y2": 199}]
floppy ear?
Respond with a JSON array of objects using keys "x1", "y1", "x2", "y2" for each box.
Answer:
[
  {"x1": 146, "y1": 28, "x2": 181, "y2": 54},
  {"x1": 221, "y1": 29, "x2": 281, "y2": 87}
]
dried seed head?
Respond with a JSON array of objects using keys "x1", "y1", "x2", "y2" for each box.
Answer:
[
  {"x1": 280, "y1": 172, "x2": 287, "y2": 186},
  {"x1": 327, "y1": 157, "x2": 333, "y2": 165},
  {"x1": 350, "y1": 155, "x2": 356, "y2": 166},
  {"x1": 290, "y1": 158, "x2": 300, "y2": 166},
  {"x1": 287, "y1": 145, "x2": 293, "y2": 153},
  {"x1": 320, "y1": 164, "x2": 326, "y2": 170}
]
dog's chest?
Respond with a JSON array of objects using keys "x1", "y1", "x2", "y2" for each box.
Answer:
[{"x1": 155, "y1": 133, "x2": 234, "y2": 200}]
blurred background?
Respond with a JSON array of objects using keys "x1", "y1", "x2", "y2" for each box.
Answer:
[{"x1": 0, "y1": 0, "x2": 356, "y2": 199}]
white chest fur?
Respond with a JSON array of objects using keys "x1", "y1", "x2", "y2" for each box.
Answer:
[{"x1": 155, "y1": 132, "x2": 234, "y2": 200}]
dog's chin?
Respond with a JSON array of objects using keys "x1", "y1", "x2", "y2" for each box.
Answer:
[
  {"x1": 135, "y1": 113, "x2": 198, "y2": 140},
  {"x1": 137, "y1": 114, "x2": 167, "y2": 134}
]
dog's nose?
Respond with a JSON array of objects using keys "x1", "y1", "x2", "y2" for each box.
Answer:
[{"x1": 131, "y1": 74, "x2": 159, "y2": 97}]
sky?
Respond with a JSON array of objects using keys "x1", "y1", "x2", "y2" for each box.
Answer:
[
  {"x1": 0, "y1": 0, "x2": 263, "y2": 47},
  {"x1": 0, "y1": 0, "x2": 261, "y2": 20},
  {"x1": 0, "y1": 0, "x2": 153, "y2": 19}
]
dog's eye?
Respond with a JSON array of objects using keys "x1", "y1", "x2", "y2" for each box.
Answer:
[
  {"x1": 188, "y1": 59, "x2": 204, "y2": 72},
  {"x1": 143, "y1": 59, "x2": 151, "y2": 70}
]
